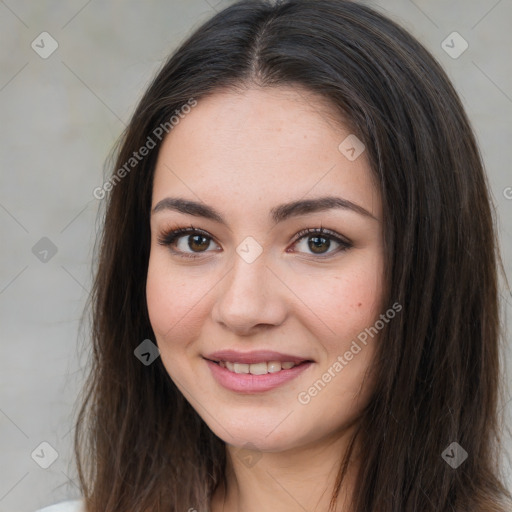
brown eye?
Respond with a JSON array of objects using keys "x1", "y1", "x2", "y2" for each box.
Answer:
[
  {"x1": 307, "y1": 236, "x2": 332, "y2": 254},
  {"x1": 187, "y1": 234, "x2": 211, "y2": 252},
  {"x1": 291, "y1": 228, "x2": 352, "y2": 257},
  {"x1": 157, "y1": 226, "x2": 220, "y2": 259}
]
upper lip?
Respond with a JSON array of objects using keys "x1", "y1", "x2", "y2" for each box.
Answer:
[{"x1": 204, "y1": 350, "x2": 312, "y2": 365}]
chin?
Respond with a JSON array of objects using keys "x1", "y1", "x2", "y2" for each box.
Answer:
[{"x1": 204, "y1": 413, "x2": 311, "y2": 453}]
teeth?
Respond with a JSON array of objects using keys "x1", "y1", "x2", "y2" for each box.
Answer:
[
  {"x1": 249, "y1": 362, "x2": 268, "y2": 375},
  {"x1": 234, "y1": 363, "x2": 249, "y2": 374},
  {"x1": 267, "y1": 361, "x2": 282, "y2": 373},
  {"x1": 218, "y1": 360, "x2": 299, "y2": 374}
]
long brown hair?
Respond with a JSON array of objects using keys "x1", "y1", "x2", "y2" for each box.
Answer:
[{"x1": 74, "y1": 1, "x2": 512, "y2": 510}]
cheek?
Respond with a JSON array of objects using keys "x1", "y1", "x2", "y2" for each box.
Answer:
[
  {"x1": 290, "y1": 256, "x2": 384, "y2": 343},
  {"x1": 145, "y1": 252, "x2": 211, "y2": 345}
]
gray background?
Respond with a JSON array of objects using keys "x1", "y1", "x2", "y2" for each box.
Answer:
[{"x1": 0, "y1": 1, "x2": 511, "y2": 511}]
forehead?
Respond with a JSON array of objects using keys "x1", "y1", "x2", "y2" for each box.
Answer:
[{"x1": 151, "y1": 86, "x2": 380, "y2": 220}]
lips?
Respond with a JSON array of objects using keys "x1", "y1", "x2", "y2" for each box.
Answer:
[
  {"x1": 203, "y1": 350, "x2": 314, "y2": 392},
  {"x1": 205, "y1": 358, "x2": 313, "y2": 393}
]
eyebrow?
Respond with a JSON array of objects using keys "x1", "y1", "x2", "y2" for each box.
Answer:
[{"x1": 151, "y1": 195, "x2": 377, "y2": 224}]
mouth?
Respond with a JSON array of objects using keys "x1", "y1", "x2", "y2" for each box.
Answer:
[
  {"x1": 203, "y1": 350, "x2": 314, "y2": 393},
  {"x1": 204, "y1": 358, "x2": 310, "y2": 375}
]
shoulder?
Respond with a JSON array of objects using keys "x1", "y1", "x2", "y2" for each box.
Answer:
[{"x1": 34, "y1": 499, "x2": 84, "y2": 512}]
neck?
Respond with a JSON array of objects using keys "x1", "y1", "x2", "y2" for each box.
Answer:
[{"x1": 211, "y1": 426, "x2": 360, "y2": 512}]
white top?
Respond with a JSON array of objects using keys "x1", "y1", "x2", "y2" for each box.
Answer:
[{"x1": 35, "y1": 500, "x2": 84, "y2": 512}]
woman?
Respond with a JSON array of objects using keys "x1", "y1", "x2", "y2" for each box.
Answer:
[{"x1": 37, "y1": 0, "x2": 512, "y2": 511}]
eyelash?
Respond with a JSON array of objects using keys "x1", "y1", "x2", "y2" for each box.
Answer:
[{"x1": 156, "y1": 224, "x2": 352, "y2": 260}]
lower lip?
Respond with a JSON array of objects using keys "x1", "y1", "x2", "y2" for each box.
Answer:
[{"x1": 205, "y1": 359, "x2": 313, "y2": 393}]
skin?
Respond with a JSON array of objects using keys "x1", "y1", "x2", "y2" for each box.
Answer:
[{"x1": 146, "y1": 86, "x2": 384, "y2": 512}]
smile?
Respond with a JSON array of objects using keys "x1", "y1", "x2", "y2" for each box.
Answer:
[{"x1": 204, "y1": 358, "x2": 313, "y2": 393}]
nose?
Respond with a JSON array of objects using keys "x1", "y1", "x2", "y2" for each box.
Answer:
[{"x1": 211, "y1": 251, "x2": 288, "y2": 336}]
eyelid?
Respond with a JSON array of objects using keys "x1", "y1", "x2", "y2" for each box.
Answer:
[
  {"x1": 291, "y1": 227, "x2": 352, "y2": 248},
  {"x1": 156, "y1": 224, "x2": 352, "y2": 259}
]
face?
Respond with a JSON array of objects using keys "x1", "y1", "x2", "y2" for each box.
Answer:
[{"x1": 146, "y1": 86, "x2": 384, "y2": 452}]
